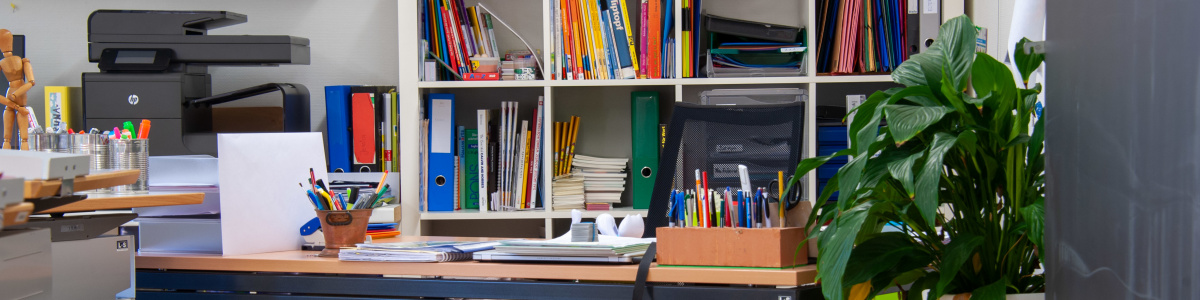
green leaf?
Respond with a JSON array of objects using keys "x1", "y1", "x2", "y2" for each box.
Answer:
[
  {"x1": 843, "y1": 232, "x2": 924, "y2": 286},
  {"x1": 973, "y1": 53, "x2": 1018, "y2": 110},
  {"x1": 893, "y1": 44, "x2": 945, "y2": 90},
  {"x1": 837, "y1": 152, "x2": 871, "y2": 206},
  {"x1": 970, "y1": 278, "x2": 1008, "y2": 300},
  {"x1": 907, "y1": 273, "x2": 938, "y2": 300},
  {"x1": 935, "y1": 234, "x2": 984, "y2": 298},
  {"x1": 1014, "y1": 38, "x2": 1045, "y2": 84},
  {"x1": 914, "y1": 132, "x2": 959, "y2": 228},
  {"x1": 868, "y1": 248, "x2": 937, "y2": 297},
  {"x1": 849, "y1": 91, "x2": 892, "y2": 155},
  {"x1": 1021, "y1": 198, "x2": 1046, "y2": 262},
  {"x1": 1028, "y1": 116, "x2": 1044, "y2": 161},
  {"x1": 937, "y1": 15, "x2": 978, "y2": 91},
  {"x1": 887, "y1": 150, "x2": 925, "y2": 197},
  {"x1": 788, "y1": 149, "x2": 853, "y2": 197},
  {"x1": 817, "y1": 201, "x2": 876, "y2": 300},
  {"x1": 885, "y1": 105, "x2": 954, "y2": 144}
]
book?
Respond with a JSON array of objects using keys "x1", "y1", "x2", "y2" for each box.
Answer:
[
  {"x1": 324, "y1": 85, "x2": 355, "y2": 172},
  {"x1": 463, "y1": 129, "x2": 480, "y2": 209},
  {"x1": 339, "y1": 241, "x2": 502, "y2": 262},
  {"x1": 526, "y1": 98, "x2": 546, "y2": 209},
  {"x1": 477, "y1": 109, "x2": 492, "y2": 212},
  {"x1": 647, "y1": 0, "x2": 662, "y2": 79}
]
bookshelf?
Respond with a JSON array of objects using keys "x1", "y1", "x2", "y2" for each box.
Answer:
[{"x1": 397, "y1": 0, "x2": 894, "y2": 238}]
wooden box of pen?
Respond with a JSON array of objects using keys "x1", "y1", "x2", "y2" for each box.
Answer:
[{"x1": 655, "y1": 227, "x2": 808, "y2": 268}]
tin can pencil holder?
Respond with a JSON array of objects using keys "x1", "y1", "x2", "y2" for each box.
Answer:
[
  {"x1": 72, "y1": 133, "x2": 111, "y2": 193},
  {"x1": 315, "y1": 209, "x2": 374, "y2": 257},
  {"x1": 29, "y1": 132, "x2": 73, "y2": 153},
  {"x1": 109, "y1": 139, "x2": 149, "y2": 193}
]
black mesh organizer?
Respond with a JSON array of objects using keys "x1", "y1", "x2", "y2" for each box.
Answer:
[{"x1": 644, "y1": 102, "x2": 807, "y2": 237}]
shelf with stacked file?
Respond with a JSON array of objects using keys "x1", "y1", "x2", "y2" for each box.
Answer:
[{"x1": 421, "y1": 207, "x2": 647, "y2": 220}]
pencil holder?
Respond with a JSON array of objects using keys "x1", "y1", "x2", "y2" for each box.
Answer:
[
  {"x1": 109, "y1": 139, "x2": 149, "y2": 193},
  {"x1": 72, "y1": 133, "x2": 111, "y2": 193},
  {"x1": 29, "y1": 132, "x2": 73, "y2": 153},
  {"x1": 315, "y1": 209, "x2": 374, "y2": 257},
  {"x1": 656, "y1": 227, "x2": 808, "y2": 268}
]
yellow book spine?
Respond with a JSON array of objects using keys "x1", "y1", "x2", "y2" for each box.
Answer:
[{"x1": 619, "y1": 0, "x2": 640, "y2": 78}]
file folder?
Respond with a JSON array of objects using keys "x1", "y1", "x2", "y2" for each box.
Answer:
[
  {"x1": 631, "y1": 91, "x2": 659, "y2": 209},
  {"x1": 350, "y1": 87, "x2": 380, "y2": 172},
  {"x1": 427, "y1": 93, "x2": 457, "y2": 211},
  {"x1": 324, "y1": 85, "x2": 355, "y2": 172},
  {"x1": 350, "y1": 86, "x2": 393, "y2": 172}
]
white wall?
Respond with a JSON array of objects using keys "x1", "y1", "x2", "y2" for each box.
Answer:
[{"x1": 1, "y1": 0, "x2": 399, "y2": 132}]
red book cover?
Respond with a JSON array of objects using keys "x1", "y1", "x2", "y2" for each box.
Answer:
[
  {"x1": 351, "y1": 93, "x2": 377, "y2": 167},
  {"x1": 647, "y1": 0, "x2": 662, "y2": 79}
]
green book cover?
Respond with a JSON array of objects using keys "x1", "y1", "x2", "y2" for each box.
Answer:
[
  {"x1": 631, "y1": 91, "x2": 660, "y2": 209},
  {"x1": 462, "y1": 129, "x2": 480, "y2": 209}
]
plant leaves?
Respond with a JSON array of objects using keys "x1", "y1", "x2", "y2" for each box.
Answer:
[
  {"x1": 907, "y1": 273, "x2": 939, "y2": 300},
  {"x1": 816, "y1": 201, "x2": 876, "y2": 300},
  {"x1": 973, "y1": 53, "x2": 1018, "y2": 110},
  {"x1": 935, "y1": 234, "x2": 984, "y2": 298},
  {"x1": 1014, "y1": 38, "x2": 1045, "y2": 85},
  {"x1": 843, "y1": 232, "x2": 924, "y2": 285},
  {"x1": 970, "y1": 278, "x2": 1008, "y2": 300},
  {"x1": 885, "y1": 105, "x2": 954, "y2": 144},
  {"x1": 914, "y1": 132, "x2": 959, "y2": 228},
  {"x1": 848, "y1": 281, "x2": 873, "y2": 300},
  {"x1": 849, "y1": 91, "x2": 892, "y2": 155},
  {"x1": 938, "y1": 15, "x2": 978, "y2": 91},
  {"x1": 788, "y1": 149, "x2": 853, "y2": 198},
  {"x1": 1028, "y1": 116, "x2": 1044, "y2": 164},
  {"x1": 893, "y1": 44, "x2": 945, "y2": 91},
  {"x1": 887, "y1": 150, "x2": 925, "y2": 197},
  {"x1": 1021, "y1": 198, "x2": 1046, "y2": 263}
]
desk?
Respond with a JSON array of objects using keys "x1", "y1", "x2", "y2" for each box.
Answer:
[{"x1": 136, "y1": 236, "x2": 821, "y2": 299}]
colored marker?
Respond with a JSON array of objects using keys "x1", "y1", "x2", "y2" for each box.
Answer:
[{"x1": 138, "y1": 119, "x2": 151, "y2": 139}]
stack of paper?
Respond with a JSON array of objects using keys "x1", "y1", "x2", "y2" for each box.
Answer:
[
  {"x1": 552, "y1": 175, "x2": 585, "y2": 210},
  {"x1": 491, "y1": 235, "x2": 654, "y2": 257},
  {"x1": 338, "y1": 241, "x2": 500, "y2": 262},
  {"x1": 573, "y1": 155, "x2": 628, "y2": 210}
]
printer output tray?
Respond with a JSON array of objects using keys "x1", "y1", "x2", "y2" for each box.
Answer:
[{"x1": 89, "y1": 35, "x2": 310, "y2": 64}]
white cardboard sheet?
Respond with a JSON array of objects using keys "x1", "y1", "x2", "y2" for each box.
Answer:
[{"x1": 218, "y1": 133, "x2": 327, "y2": 256}]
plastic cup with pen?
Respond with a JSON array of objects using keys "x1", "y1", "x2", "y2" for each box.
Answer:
[{"x1": 306, "y1": 169, "x2": 390, "y2": 257}]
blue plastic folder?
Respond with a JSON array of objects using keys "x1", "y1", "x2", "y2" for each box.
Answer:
[
  {"x1": 325, "y1": 85, "x2": 357, "y2": 172},
  {"x1": 427, "y1": 93, "x2": 456, "y2": 211}
]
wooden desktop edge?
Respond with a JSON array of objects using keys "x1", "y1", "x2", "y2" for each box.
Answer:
[{"x1": 136, "y1": 236, "x2": 817, "y2": 286}]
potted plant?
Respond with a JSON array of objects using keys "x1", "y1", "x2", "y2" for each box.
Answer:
[{"x1": 789, "y1": 15, "x2": 1046, "y2": 300}]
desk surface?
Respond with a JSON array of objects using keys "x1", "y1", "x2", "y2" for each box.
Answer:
[{"x1": 137, "y1": 236, "x2": 817, "y2": 286}]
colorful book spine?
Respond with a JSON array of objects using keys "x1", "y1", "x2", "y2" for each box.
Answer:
[
  {"x1": 639, "y1": 0, "x2": 650, "y2": 79},
  {"x1": 527, "y1": 98, "x2": 545, "y2": 208},
  {"x1": 647, "y1": 0, "x2": 662, "y2": 79},
  {"x1": 617, "y1": 0, "x2": 640, "y2": 79},
  {"x1": 463, "y1": 129, "x2": 480, "y2": 209},
  {"x1": 477, "y1": 109, "x2": 491, "y2": 212}
]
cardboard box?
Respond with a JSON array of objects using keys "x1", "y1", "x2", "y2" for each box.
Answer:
[{"x1": 656, "y1": 227, "x2": 808, "y2": 268}]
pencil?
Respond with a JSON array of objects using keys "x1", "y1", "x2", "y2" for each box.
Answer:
[
  {"x1": 778, "y1": 171, "x2": 785, "y2": 227},
  {"x1": 376, "y1": 170, "x2": 389, "y2": 195}
]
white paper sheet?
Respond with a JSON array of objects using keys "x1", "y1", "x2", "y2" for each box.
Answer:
[{"x1": 218, "y1": 133, "x2": 327, "y2": 256}]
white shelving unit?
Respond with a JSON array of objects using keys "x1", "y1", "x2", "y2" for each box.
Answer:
[{"x1": 396, "y1": 0, "x2": 893, "y2": 238}]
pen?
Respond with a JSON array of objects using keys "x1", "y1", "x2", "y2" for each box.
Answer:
[
  {"x1": 338, "y1": 193, "x2": 348, "y2": 211},
  {"x1": 138, "y1": 119, "x2": 151, "y2": 139},
  {"x1": 315, "y1": 179, "x2": 330, "y2": 194},
  {"x1": 307, "y1": 190, "x2": 325, "y2": 210},
  {"x1": 666, "y1": 190, "x2": 676, "y2": 227},
  {"x1": 702, "y1": 171, "x2": 710, "y2": 228},
  {"x1": 317, "y1": 189, "x2": 335, "y2": 210},
  {"x1": 111, "y1": 127, "x2": 120, "y2": 139},
  {"x1": 123, "y1": 121, "x2": 136, "y2": 138}
]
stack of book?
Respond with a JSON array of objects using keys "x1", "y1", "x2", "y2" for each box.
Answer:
[
  {"x1": 573, "y1": 155, "x2": 628, "y2": 210},
  {"x1": 339, "y1": 241, "x2": 501, "y2": 262},
  {"x1": 420, "y1": 0, "x2": 504, "y2": 80},
  {"x1": 490, "y1": 236, "x2": 654, "y2": 257},
  {"x1": 549, "y1": 0, "x2": 678, "y2": 80},
  {"x1": 551, "y1": 175, "x2": 585, "y2": 210}
]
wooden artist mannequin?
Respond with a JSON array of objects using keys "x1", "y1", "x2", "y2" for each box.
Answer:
[{"x1": 0, "y1": 29, "x2": 35, "y2": 150}]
